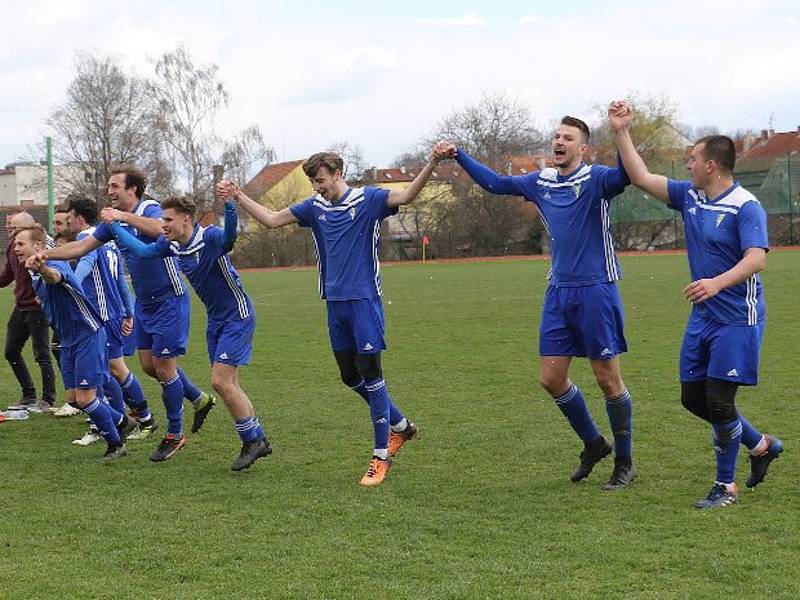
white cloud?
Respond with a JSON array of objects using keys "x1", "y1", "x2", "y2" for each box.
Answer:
[
  {"x1": 416, "y1": 12, "x2": 487, "y2": 27},
  {"x1": 517, "y1": 14, "x2": 543, "y2": 26}
]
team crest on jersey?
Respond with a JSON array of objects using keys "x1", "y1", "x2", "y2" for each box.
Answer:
[
  {"x1": 350, "y1": 207, "x2": 357, "y2": 220},
  {"x1": 318, "y1": 214, "x2": 326, "y2": 221},
  {"x1": 573, "y1": 183, "x2": 582, "y2": 197},
  {"x1": 715, "y1": 213, "x2": 726, "y2": 228},
  {"x1": 688, "y1": 206, "x2": 697, "y2": 215},
  {"x1": 543, "y1": 191, "x2": 551, "y2": 200}
]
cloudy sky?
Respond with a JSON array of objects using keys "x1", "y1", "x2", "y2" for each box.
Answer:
[{"x1": 1, "y1": 0, "x2": 798, "y2": 171}]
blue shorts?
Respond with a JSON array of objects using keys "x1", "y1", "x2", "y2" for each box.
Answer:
[
  {"x1": 327, "y1": 298, "x2": 386, "y2": 354},
  {"x1": 104, "y1": 317, "x2": 125, "y2": 360},
  {"x1": 134, "y1": 294, "x2": 190, "y2": 358},
  {"x1": 680, "y1": 310, "x2": 764, "y2": 386},
  {"x1": 207, "y1": 315, "x2": 255, "y2": 366},
  {"x1": 60, "y1": 329, "x2": 108, "y2": 391},
  {"x1": 539, "y1": 283, "x2": 627, "y2": 360},
  {"x1": 122, "y1": 330, "x2": 137, "y2": 357}
]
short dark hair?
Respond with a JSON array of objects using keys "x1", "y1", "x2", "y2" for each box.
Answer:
[
  {"x1": 695, "y1": 135, "x2": 736, "y2": 173},
  {"x1": 54, "y1": 203, "x2": 69, "y2": 214},
  {"x1": 161, "y1": 196, "x2": 197, "y2": 219},
  {"x1": 302, "y1": 152, "x2": 344, "y2": 178},
  {"x1": 67, "y1": 196, "x2": 99, "y2": 225},
  {"x1": 54, "y1": 231, "x2": 75, "y2": 244},
  {"x1": 15, "y1": 225, "x2": 47, "y2": 244},
  {"x1": 111, "y1": 165, "x2": 147, "y2": 199},
  {"x1": 560, "y1": 116, "x2": 590, "y2": 143}
]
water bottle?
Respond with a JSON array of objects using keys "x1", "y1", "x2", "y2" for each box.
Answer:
[{"x1": 0, "y1": 410, "x2": 29, "y2": 421}]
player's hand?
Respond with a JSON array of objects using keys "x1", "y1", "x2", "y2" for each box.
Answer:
[
  {"x1": 121, "y1": 317, "x2": 134, "y2": 336},
  {"x1": 684, "y1": 278, "x2": 721, "y2": 304},
  {"x1": 25, "y1": 254, "x2": 42, "y2": 271},
  {"x1": 100, "y1": 207, "x2": 125, "y2": 224},
  {"x1": 217, "y1": 180, "x2": 239, "y2": 200},
  {"x1": 608, "y1": 100, "x2": 634, "y2": 132},
  {"x1": 432, "y1": 140, "x2": 456, "y2": 162}
]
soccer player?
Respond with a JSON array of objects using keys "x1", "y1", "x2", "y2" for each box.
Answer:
[
  {"x1": 439, "y1": 118, "x2": 637, "y2": 490},
  {"x1": 216, "y1": 144, "x2": 448, "y2": 485},
  {"x1": 15, "y1": 225, "x2": 135, "y2": 459},
  {"x1": 109, "y1": 197, "x2": 272, "y2": 470},
  {"x1": 44, "y1": 167, "x2": 216, "y2": 462},
  {"x1": 65, "y1": 196, "x2": 156, "y2": 443},
  {"x1": 609, "y1": 100, "x2": 783, "y2": 508},
  {"x1": 2, "y1": 211, "x2": 57, "y2": 413}
]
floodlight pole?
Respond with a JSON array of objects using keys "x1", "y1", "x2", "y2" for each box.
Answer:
[
  {"x1": 46, "y1": 136, "x2": 54, "y2": 235},
  {"x1": 788, "y1": 150, "x2": 794, "y2": 245}
]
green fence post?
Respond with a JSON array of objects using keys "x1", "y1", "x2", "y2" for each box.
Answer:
[{"x1": 46, "y1": 136, "x2": 54, "y2": 235}]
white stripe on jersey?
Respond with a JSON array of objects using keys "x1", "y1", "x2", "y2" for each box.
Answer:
[
  {"x1": 600, "y1": 199, "x2": 619, "y2": 281},
  {"x1": 313, "y1": 189, "x2": 366, "y2": 212},
  {"x1": 746, "y1": 274, "x2": 758, "y2": 325},
  {"x1": 311, "y1": 231, "x2": 323, "y2": 299},
  {"x1": 164, "y1": 257, "x2": 184, "y2": 296},
  {"x1": 134, "y1": 199, "x2": 161, "y2": 216},
  {"x1": 537, "y1": 174, "x2": 592, "y2": 189},
  {"x1": 372, "y1": 220, "x2": 382, "y2": 296},
  {"x1": 92, "y1": 266, "x2": 109, "y2": 321},
  {"x1": 216, "y1": 255, "x2": 250, "y2": 319},
  {"x1": 63, "y1": 282, "x2": 100, "y2": 331}
]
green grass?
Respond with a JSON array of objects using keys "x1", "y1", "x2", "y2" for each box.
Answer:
[{"x1": 1, "y1": 250, "x2": 799, "y2": 599}]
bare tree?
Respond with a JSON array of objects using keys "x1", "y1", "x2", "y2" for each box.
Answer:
[
  {"x1": 391, "y1": 92, "x2": 546, "y2": 258},
  {"x1": 326, "y1": 140, "x2": 367, "y2": 185},
  {"x1": 148, "y1": 45, "x2": 274, "y2": 210},
  {"x1": 46, "y1": 53, "x2": 171, "y2": 203}
]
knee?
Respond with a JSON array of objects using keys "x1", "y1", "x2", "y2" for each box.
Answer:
[
  {"x1": 355, "y1": 355, "x2": 382, "y2": 382},
  {"x1": 4, "y1": 347, "x2": 20, "y2": 362},
  {"x1": 707, "y1": 379, "x2": 738, "y2": 423},
  {"x1": 211, "y1": 373, "x2": 229, "y2": 396},
  {"x1": 338, "y1": 365, "x2": 361, "y2": 388},
  {"x1": 154, "y1": 364, "x2": 175, "y2": 382},
  {"x1": 539, "y1": 373, "x2": 568, "y2": 397},
  {"x1": 141, "y1": 363, "x2": 157, "y2": 378},
  {"x1": 595, "y1": 372, "x2": 623, "y2": 398}
]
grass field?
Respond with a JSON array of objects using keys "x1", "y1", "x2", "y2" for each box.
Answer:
[{"x1": 1, "y1": 250, "x2": 799, "y2": 599}]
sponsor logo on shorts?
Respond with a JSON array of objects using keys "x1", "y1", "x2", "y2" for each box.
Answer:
[
  {"x1": 600, "y1": 347, "x2": 612, "y2": 357},
  {"x1": 727, "y1": 368, "x2": 739, "y2": 377},
  {"x1": 362, "y1": 342, "x2": 374, "y2": 351},
  {"x1": 219, "y1": 352, "x2": 229, "y2": 360},
  {"x1": 79, "y1": 379, "x2": 89, "y2": 386},
  {"x1": 160, "y1": 348, "x2": 171, "y2": 355}
]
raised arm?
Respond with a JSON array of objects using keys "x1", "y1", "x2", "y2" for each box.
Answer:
[
  {"x1": 74, "y1": 250, "x2": 99, "y2": 282},
  {"x1": 609, "y1": 100, "x2": 670, "y2": 203},
  {"x1": 217, "y1": 181, "x2": 298, "y2": 229},
  {"x1": 222, "y1": 201, "x2": 238, "y2": 252},
  {"x1": 45, "y1": 234, "x2": 102, "y2": 261},
  {"x1": 110, "y1": 223, "x2": 168, "y2": 259},
  {"x1": 453, "y1": 145, "x2": 523, "y2": 196},
  {"x1": 387, "y1": 142, "x2": 450, "y2": 207},
  {"x1": 100, "y1": 207, "x2": 164, "y2": 238}
]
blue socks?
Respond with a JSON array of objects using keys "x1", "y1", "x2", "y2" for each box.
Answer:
[
  {"x1": 605, "y1": 389, "x2": 633, "y2": 460},
  {"x1": 712, "y1": 419, "x2": 743, "y2": 484},
  {"x1": 121, "y1": 372, "x2": 151, "y2": 420},
  {"x1": 177, "y1": 367, "x2": 203, "y2": 405},
  {"x1": 235, "y1": 417, "x2": 260, "y2": 443},
  {"x1": 351, "y1": 378, "x2": 405, "y2": 426},
  {"x1": 160, "y1": 375, "x2": 185, "y2": 436},
  {"x1": 554, "y1": 385, "x2": 601, "y2": 444},
  {"x1": 104, "y1": 377, "x2": 125, "y2": 414},
  {"x1": 364, "y1": 378, "x2": 390, "y2": 450},
  {"x1": 84, "y1": 397, "x2": 121, "y2": 445},
  {"x1": 738, "y1": 413, "x2": 763, "y2": 450}
]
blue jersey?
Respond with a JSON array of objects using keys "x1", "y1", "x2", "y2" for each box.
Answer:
[
  {"x1": 456, "y1": 151, "x2": 630, "y2": 286},
  {"x1": 93, "y1": 199, "x2": 185, "y2": 304},
  {"x1": 31, "y1": 260, "x2": 102, "y2": 347},
  {"x1": 290, "y1": 187, "x2": 398, "y2": 300},
  {"x1": 149, "y1": 225, "x2": 253, "y2": 322},
  {"x1": 667, "y1": 180, "x2": 768, "y2": 326},
  {"x1": 74, "y1": 228, "x2": 131, "y2": 322}
]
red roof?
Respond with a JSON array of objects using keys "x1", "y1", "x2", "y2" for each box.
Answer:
[
  {"x1": 242, "y1": 160, "x2": 304, "y2": 200},
  {"x1": 739, "y1": 130, "x2": 800, "y2": 160}
]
